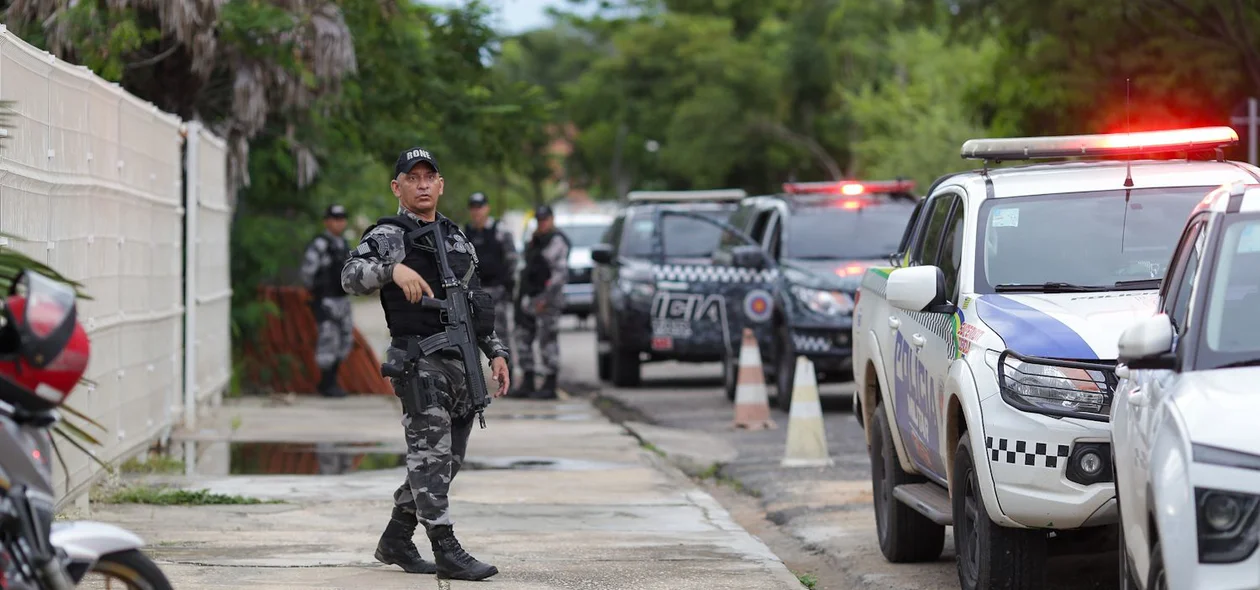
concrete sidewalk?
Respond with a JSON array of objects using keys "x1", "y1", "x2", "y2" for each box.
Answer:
[{"x1": 93, "y1": 394, "x2": 805, "y2": 589}]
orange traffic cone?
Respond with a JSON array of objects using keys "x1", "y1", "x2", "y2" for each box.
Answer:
[{"x1": 732, "y1": 328, "x2": 776, "y2": 430}]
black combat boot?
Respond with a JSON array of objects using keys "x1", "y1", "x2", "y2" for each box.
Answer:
[
  {"x1": 428, "y1": 525, "x2": 498, "y2": 580},
  {"x1": 532, "y1": 374, "x2": 558, "y2": 400},
  {"x1": 374, "y1": 506, "x2": 437, "y2": 574},
  {"x1": 510, "y1": 371, "x2": 536, "y2": 398},
  {"x1": 320, "y1": 361, "x2": 348, "y2": 398}
]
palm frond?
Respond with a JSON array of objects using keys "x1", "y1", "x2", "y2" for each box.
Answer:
[
  {"x1": 59, "y1": 404, "x2": 107, "y2": 432},
  {"x1": 52, "y1": 427, "x2": 112, "y2": 473}
]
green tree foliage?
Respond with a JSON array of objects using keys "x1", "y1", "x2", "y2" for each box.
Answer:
[{"x1": 843, "y1": 28, "x2": 1003, "y2": 190}]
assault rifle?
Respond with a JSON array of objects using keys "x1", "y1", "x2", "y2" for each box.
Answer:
[{"x1": 377, "y1": 215, "x2": 494, "y2": 429}]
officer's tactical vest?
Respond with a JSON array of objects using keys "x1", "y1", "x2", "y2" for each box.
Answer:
[
  {"x1": 310, "y1": 234, "x2": 349, "y2": 299},
  {"x1": 464, "y1": 219, "x2": 510, "y2": 287},
  {"x1": 371, "y1": 214, "x2": 478, "y2": 338},
  {"x1": 521, "y1": 230, "x2": 569, "y2": 297}
]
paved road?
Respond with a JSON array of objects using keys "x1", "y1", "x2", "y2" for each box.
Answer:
[{"x1": 552, "y1": 317, "x2": 1120, "y2": 590}]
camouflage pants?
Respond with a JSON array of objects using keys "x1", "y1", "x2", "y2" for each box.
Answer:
[
  {"x1": 484, "y1": 285, "x2": 514, "y2": 361},
  {"x1": 515, "y1": 293, "x2": 562, "y2": 376},
  {"x1": 389, "y1": 351, "x2": 476, "y2": 530},
  {"x1": 315, "y1": 296, "x2": 353, "y2": 370}
]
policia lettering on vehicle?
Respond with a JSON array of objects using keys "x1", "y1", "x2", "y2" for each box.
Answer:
[
  {"x1": 300, "y1": 204, "x2": 352, "y2": 398},
  {"x1": 341, "y1": 147, "x2": 511, "y2": 581}
]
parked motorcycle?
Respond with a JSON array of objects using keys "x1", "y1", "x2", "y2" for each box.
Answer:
[{"x1": 0, "y1": 269, "x2": 172, "y2": 589}]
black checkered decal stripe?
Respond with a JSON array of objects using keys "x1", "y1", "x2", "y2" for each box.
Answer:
[
  {"x1": 792, "y1": 333, "x2": 832, "y2": 353},
  {"x1": 860, "y1": 271, "x2": 889, "y2": 298},
  {"x1": 986, "y1": 437, "x2": 1070, "y2": 469},
  {"x1": 652, "y1": 264, "x2": 778, "y2": 283},
  {"x1": 905, "y1": 309, "x2": 959, "y2": 358}
]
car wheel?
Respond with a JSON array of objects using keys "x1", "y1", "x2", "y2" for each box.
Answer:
[
  {"x1": 870, "y1": 401, "x2": 945, "y2": 562},
  {"x1": 610, "y1": 344, "x2": 641, "y2": 388},
  {"x1": 722, "y1": 349, "x2": 738, "y2": 402},
  {"x1": 1146, "y1": 540, "x2": 1167, "y2": 590},
  {"x1": 775, "y1": 324, "x2": 796, "y2": 412},
  {"x1": 953, "y1": 435, "x2": 1046, "y2": 590},
  {"x1": 596, "y1": 322, "x2": 612, "y2": 382}
]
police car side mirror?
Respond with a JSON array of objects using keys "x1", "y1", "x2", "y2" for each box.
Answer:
[
  {"x1": 730, "y1": 245, "x2": 765, "y2": 269},
  {"x1": 590, "y1": 244, "x2": 613, "y2": 265},
  {"x1": 1117, "y1": 314, "x2": 1176, "y2": 370},
  {"x1": 887, "y1": 265, "x2": 955, "y2": 314}
]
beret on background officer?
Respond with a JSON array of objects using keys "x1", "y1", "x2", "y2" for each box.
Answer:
[
  {"x1": 463, "y1": 191, "x2": 519, "y2": 380},
  {"x1": 340, "y1": 147, "x2": 509, "y2": 581},
  {"x1": 513, "y1": 204, "x2": 570, "y2": 399},
  {"x1": 300, "y1": 203, "x2": 352, "y2": 398}
]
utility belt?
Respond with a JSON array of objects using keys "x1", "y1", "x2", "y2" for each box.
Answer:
[{"x1": 381, "y1": 336, "x2": 467, "y2": 417}]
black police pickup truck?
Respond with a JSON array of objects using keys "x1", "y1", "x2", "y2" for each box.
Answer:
[
  {"x1": 718, "y1": 180, "x2": 920, "y2": 410},
  {"x1": 590, "y1": 190, "x2": 776, "y2": 387}
]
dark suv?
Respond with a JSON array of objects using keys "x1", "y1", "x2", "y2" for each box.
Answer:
[
  {"x1": 590, "y1": 190, "x2": 775, "y2": 387},
  {"x1": 719, "y1": 180, "x2": 920, "y2": 410}
]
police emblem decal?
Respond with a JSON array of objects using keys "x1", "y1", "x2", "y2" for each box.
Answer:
[{"x1": 743, "y1": 289, "x2": 773, "y2": 323}]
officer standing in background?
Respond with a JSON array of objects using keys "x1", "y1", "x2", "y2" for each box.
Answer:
[
  {"x1": 301, "y1": 204, "x2": 352, "y2": 398},
  {"x1": 463, "y1": 192, "x2": 518, "y2": 376},
  {"x1": 514, "y1": 205, "x2": 569, "y2": 399},
  {"x1": 342, "y1": 147, "x2": 509, "y2": 581}
]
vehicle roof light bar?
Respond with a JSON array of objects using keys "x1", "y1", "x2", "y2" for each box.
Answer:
[
  {"x1": 626, "y1": 189, "x2": 747, "y2": 202},
  {"x1": 960, "y1": 126, "x2": 1239, "y2": 161},
  {"x1": 782, "y1": 179, "x2": 916, "y2": 195}
]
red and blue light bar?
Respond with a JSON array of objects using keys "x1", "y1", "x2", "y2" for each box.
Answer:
[
  {"x1": 782, "y1": 179, "x2": 917, "y2": 196},
  {"x1": 960, "y1": 126, "x2": 1239, "y2": 161}
]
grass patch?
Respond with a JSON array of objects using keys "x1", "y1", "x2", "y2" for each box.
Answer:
[
  {"x1": 795, "y1": 572, "x2": 818, "y2": 589},
  {"x1": 98, "y1": 485, "x2": 282, "y2": 506},
  {"x1": 695, "y1": 462, "x2": 759, "y2": 497},
  {"x1": 119, "y1": 454, "x2": 185, "y2": 475},
  {"x1": 640, "y1": 441, "x2": 666, "y2": 458}
]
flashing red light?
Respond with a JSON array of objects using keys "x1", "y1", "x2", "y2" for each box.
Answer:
[
  {"x1": 783, "y1": 179, "x2": 916, "y2": 195},
  {"x1": 961, "y1": 126, "x2": 1238, "y2": 161},
  {"x1": 839, "y1": 200, "x2": 862, "y2": 210},
  {"x1": 835, "y1": 263, "x2": 868, "y2": 277}
]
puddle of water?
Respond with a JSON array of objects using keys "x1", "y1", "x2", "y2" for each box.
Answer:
[
  {"x1": 228, "y1": 442, "x2": 405, "y2": 475},
  {"x1": 181, "y1": 442, "x2": 630, "y2": 476},
  {"x1": 498, "y1": 413, "x2": 589, "y2": 421},
  {"x1": 460, "y1": 456, "x2": 629, "y2": 472}
]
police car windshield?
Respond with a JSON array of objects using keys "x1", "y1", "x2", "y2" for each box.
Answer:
[
  {"x1": 560, "y1": 224, "x2": 609, "y2": 249},
  {"x1": 974, "y1": 186, "x2": 1211, "y2": 293},
  {"x1": 786, "y1": 200, "x2": 917, "y2": 260},
  {"x1": 619, "y1": 208, "x2": 734, "y2": 260},
  {"x1": 1200, "y1": 215, "x2": 1260, "y2": 370}
]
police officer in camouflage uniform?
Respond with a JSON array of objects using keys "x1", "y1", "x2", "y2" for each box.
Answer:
[
  {"x1": 513, "y1": 205, "x2": 570, "y2": 399},
  {"x1": 341, "y1": 147, "x2": 510, "y2": 581},
  {"x1": 301, "y1": 204, "x2": 353, "y2": 398},
  {"x1": 463, "y1": 192, "x2": 518, "y2": 376}
]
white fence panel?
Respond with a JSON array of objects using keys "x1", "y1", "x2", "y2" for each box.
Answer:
[
  {"x1": 186, "y1": 122, "x2": 233, "y2": 415},
  {"x1": 0, "y1": 27, "x2": 231, "y2": 505}
]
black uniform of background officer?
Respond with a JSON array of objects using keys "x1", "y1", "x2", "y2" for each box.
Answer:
[
  {"x1": 341, "y1": 147, "x2": 510, "y2": 581},
  {"x1": 464, "y1": 192, "x2": 518, "y2": 376}
]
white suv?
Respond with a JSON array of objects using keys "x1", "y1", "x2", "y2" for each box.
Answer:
[
  {"x1": 1113, "y1": 181, "x2": 1260, "y2": 590},
  {"x1": 849, "y1": 127, "x2": 1260, "y2": 590}
]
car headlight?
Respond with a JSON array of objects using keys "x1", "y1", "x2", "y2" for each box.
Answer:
[
  {"x1": 996, "y1": 352, "x2": 1112, "y2": 420},
  {"x1": 1195, "y1": 487, "x2": 1260, "y2": 563},
  {"x1": 791, "y1": 286, "x2": 853, "y2": 316},
  {"x1": 617, "y1": 275, "x2": 655, "y2": 300}
]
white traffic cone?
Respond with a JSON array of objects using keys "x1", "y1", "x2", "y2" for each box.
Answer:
[
  {"x1": 781, "y1": 356, "x2": 833, "y2": 467},
  {"x1": 732, "y1": 328, "x2": 776, "y2": 430}
]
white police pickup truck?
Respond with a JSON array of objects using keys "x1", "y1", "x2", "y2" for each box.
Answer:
[
  {"x1": 1112, "y1": 180, "x2": 1260, "y2": 590},
  {"x1": 850, "y1": 127, "x2": 1260, "y2": 590}
]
